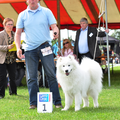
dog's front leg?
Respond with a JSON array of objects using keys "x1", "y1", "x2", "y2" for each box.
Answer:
[
  {"x1": 62, "y1": 93, "x2": 73, "y2": 111},
  {"x1": 75, "y1": 92, "x2": 82, "y2": 111}
]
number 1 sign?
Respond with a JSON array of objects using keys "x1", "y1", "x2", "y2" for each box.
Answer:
[{"x1": 37, "y1": 92, "x2": 53, "y2": 113}]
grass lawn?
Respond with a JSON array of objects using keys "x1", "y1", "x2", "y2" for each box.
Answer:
[{"x1": 0, "y1": 65, "x2": 120, "y2": 120}]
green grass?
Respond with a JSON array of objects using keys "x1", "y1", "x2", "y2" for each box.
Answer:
[
  {"x1": 0, "y1": 65, "x2": 120, "y2": 120},
  {"x1": 103, "y1": 65, "x2": 120, "y2": 87}
]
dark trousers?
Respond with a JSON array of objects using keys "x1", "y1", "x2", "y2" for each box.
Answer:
[
  {"x1": 15, "y1": 68, "x2": 25, "y2": 86},
  {"x1": 78, "y1": 52, "x2": 101, "y2": 64},
  {"x1": 78, "y1": 52, "x2": 93, "y2": 63},
  {"x1": 0, "y1": 62, "x2": 17, "y2": 97}
]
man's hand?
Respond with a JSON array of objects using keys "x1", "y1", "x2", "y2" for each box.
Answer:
[
  {"x1": 17, "y1": 48, "x2": 23, "y2": 59},
  {"x1": 51, "y1": 24, "x2": 59, "y2": 40},
  {"x1": 105, "y1": 29, "x2": 109, "y2": 33},
  {"x1": 53, "y1": 32, "x2": 59, "y2": 40}
]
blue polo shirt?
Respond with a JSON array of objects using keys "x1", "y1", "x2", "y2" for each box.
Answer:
[{"x1": 16, "y1": 3, "x2": 56, "y2": 51}]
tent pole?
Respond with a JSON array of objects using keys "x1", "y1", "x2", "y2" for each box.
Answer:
[
  {"x1": 57, "y1": 0, "x2": 61, "y2": 51},
  {"x1": 67, "y1": 25, "x2": 69, "y2": 38},
  {"x1": 105, "y1": 0, "x2": 110, "y2": 86}
]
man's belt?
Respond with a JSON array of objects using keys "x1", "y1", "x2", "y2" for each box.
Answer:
[{"x1": 40, "y1": 41, "x2": 48, "y2": 46}]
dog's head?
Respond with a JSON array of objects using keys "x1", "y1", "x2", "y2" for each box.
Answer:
[
  {"x1": 57, "y1": 55, "x2": 77, "y2": 76},
  {"x1": 62, "y1": 63, "x2": 73, "y2": 76}
]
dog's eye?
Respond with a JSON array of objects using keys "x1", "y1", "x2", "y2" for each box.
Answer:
[
  {"x1": 68, "y1": 65, "x2": 70, "y2": 67},
  {"x1": 63, "y1": 65, "x2": 65, "y2": 67}
]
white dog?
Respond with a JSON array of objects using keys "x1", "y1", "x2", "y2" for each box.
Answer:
[{"x1": 56, "y1": 55, "x2": 103, "y2": 111}]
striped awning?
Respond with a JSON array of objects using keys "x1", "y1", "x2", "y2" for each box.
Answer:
[{"x1": 0, "y1": 0, "x2": 120, "y2": 31}]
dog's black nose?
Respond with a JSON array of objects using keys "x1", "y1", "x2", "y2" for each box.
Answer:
[{"x1": 65, "y1": 70, "x2": 68, "y2": 73}]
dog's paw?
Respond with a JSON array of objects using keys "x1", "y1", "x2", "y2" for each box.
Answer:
[
  {"x1": 75, "y1": 109, "x2": 80, "y2": 111},
  {"x1": 94, "y1": 103, "x2": 99, "y2": 108},
  {"x1": 94, "y1": 104, "x2": 99, "y2": 108},
  {"x1": 61, "y1": 108, "x2": 67, "y2": 111},
  {"x1": 61, "y1": 107, "x2": 69, "y2": 111},
  {"x1": 83, "y1": 104, "x2": 89, "y2": 108},
  {"x1": 75, "y1": 106, "x2": 80, "y2": 111}
]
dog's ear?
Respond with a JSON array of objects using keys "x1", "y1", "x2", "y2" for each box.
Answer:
[
  {"x1": 68, "y1": 55, "x2": 73, "y2": 60},
  {"x1": 58, "y1": 56, "x2": 62, "y2": 62}
]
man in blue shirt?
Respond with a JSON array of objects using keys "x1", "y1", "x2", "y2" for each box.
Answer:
[
  {"x1": 74, "y1": 17, "x2": 109, "y2": 63},
  {"x1": 15, "y1": 0, "x2": 62, "y2": 109}
]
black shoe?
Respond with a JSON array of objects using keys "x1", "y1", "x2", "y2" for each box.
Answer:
[
  {"x1": 19, "y1": 83, "x2": 23, "y2": 86},
  {"x1": 55, "y1": 104, "x2": 63, "y2": 108},
  {"x1": 0, "y1": 95, "x2": 3, "y2": 99},
  {"x1": 9, "y1": 93, "x2": 17, "y2": 95}
]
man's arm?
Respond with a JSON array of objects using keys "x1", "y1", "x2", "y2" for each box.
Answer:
[
  {"x1": 50, "y1": 24, "x2": 59, "y2": 40},
  {"x1": 15, "y1": 28, "x2": 23, "y2": 59}
]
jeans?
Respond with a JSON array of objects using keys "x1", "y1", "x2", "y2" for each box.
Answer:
[
  {"x1": 15, "y1": 68, "x2": 25, "y2": 86},
  {"x1": 25, "y1": 42, "x2": 61, "y2": 106}
]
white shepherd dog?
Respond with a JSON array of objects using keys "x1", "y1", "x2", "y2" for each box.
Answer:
[{"x1": 56, "y1": 55, "x2": 103, "y2": 111}]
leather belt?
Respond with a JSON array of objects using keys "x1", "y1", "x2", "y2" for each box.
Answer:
[{"x1": 40, "y1": 41, "x2": 48, "y2": 46}]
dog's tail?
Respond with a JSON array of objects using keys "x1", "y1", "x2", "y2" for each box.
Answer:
[{"x1": 81, "y1": 57, "x2": 103, "y2": 92}]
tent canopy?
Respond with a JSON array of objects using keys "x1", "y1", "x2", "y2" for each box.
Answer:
[
  {"x1": 97, "y1": 36, "x2": 120, "y2": 44},
  {"x1": 0, "y1": 0, "x2": 120, "y2": 31}
]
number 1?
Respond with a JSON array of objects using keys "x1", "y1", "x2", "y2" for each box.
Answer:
[{"x1": 43, "y1": 104, "x2": 46, "y2": 111}]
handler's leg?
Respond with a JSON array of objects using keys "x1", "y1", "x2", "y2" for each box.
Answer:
[
  {"x1": 25, "y1": 49, "x2": 39, "y2": 107},
  {"x1": 39, "y1": 43, "x2": 62, "y2": 106}
]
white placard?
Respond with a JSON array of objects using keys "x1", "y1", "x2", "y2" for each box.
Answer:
[{"x1": 37, "y1": 92, "x2": 53, "y2": 113}]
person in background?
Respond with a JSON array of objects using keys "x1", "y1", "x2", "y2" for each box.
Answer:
[
  {"x1": 0, "y1": 18, "x2": 17, "y2": 99},
  {"x1": 101, "y1": 48, "x2": 107, "y2": 73},
  {"x1": 57, "y1": 39, "x2": 74, "y2": 88},
  {"x1": 15, "y1": 0, "x2": 62, "y2": 109},
  {"x1": 74, "y1": 17, "x2": 109, "y2": 63},
  {"x1": 60, "y1": 39, "x2": 74, "y2": 57}
]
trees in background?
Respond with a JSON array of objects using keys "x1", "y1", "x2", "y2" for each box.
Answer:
[{"x1": 111, "y1": 30, "x2": 120, "y2": 40}]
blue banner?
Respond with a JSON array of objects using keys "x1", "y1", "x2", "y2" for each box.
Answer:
[{"x1": 39, "y1": 94, "x2": 51, "y2": 102}]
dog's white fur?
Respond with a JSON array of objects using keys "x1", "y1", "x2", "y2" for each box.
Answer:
[{"x1": 56, "y1": 55, "x2": 103, "y2": 111}]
